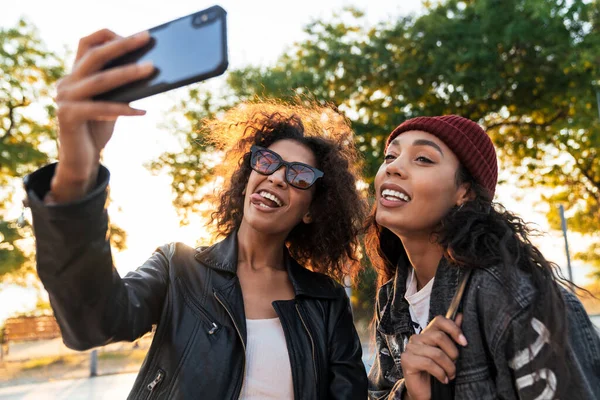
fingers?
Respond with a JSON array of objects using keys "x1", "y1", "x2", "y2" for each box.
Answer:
[
  {"x1": 57, "y1": 29, "x2": 153, "y2": 122},
  {"x1": 406, "y1": 339, "x2": 456, "y2": 381},
  {"x1": 57, "y1": 101, "x2": 146, "y2": 125},
  {"x1": 411, "y1": 329, "x2": 460, "y2": 361},
  {"x1": 402, "y1": 314, "x2": 468, "y2": 385},
  {"x1": 73, "y1": 31, "x2": 151, "y2": 78},
  {"x1": 59, "y1": 61, "x2": 154, "y2": 101},
  {"x1": 424, "y1": 315, "x2": 468, "y2": 347},
  {"x1": 75, "y1": 29, "x2": 120, "y2": 62},
  {"x1": 402, "y1": 351, "x2": 450, "y2": 384}
]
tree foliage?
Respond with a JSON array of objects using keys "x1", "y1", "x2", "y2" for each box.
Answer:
[
  {"x1": 0, "y1": 20, "x2": 127, "y2": 281},
  {"x1": 152, "y1": 0, "x2": 600, "y2": 283},
  {"x1": 0, "y1": 19, "x2": 63, "y2": 279}
]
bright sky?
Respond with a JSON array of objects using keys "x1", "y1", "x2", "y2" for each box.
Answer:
[{"x1": 0, "y1": 0, "x2": 595, "y2": 322}]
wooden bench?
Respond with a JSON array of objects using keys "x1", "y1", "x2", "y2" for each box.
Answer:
[{"x1": 1, "y1": 315, "x2": 61, "y2": 359}]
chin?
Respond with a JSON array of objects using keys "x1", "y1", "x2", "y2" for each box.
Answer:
[
  {"x1": 375, "y1": 209, "x2": 395, "y2": 230},
  {"x1": 242, "y1": 214, "x2": 288, "y2": 237},
  {"x1": 375, "y1": 212, "x2": 417, "y2": 237}
]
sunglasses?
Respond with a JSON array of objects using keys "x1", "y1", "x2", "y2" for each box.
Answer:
[{"x1": 249, "y1": 145, "x2": 324, "y2": 189}]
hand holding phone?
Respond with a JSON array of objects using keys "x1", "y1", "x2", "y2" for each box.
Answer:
[
  {"x1": 95, "y1": 5, "x2": 228, "y2": 102},
  {"x1": 51, "y1": 30, "x2": 154, "y2": 203},
  {"x1": 51, "y1": 6, "x2": 228, "y2": 203}
]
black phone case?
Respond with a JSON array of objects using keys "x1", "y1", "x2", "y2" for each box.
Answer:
[{"x1": 94, "y1": 5, "x2": 228, "y2": 103}]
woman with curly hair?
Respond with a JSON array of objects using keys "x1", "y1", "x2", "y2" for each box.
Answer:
[
  {"x1": 24, "y1": 30, "x2": 368, "y2": 399},
  {"x1": 366, "y1": 115, "x2": 600, "y2": 399}
]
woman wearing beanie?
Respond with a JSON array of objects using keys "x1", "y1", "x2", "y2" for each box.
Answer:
[{"x1": 366, "y1": 115, "x2": 600, "y2": 399}]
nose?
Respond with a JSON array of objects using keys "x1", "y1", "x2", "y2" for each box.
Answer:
[
  {"x1": 268, "y1": 165, "x2": 288, "y2": 188},
  {"x1": 385, "y1": 156, "x2": 407, "y2": 178}
]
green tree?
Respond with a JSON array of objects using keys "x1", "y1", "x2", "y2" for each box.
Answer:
[
  {"x1": 0, "y1": 19, "x2": 63, "y2": 279},
  {"x1": 0, "y1": 20, "x2": 128, "y2": 281},
  {"x1": 152, "y1": 0, "x2": 600, "y2": 296},
  {"x1": 147, "y1": 89, "x2": 222, "y2": 225}
]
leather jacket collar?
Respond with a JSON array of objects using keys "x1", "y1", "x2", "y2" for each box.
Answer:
[{"x1": 194, "y1": 232, "x2": 338, "y2": 299}]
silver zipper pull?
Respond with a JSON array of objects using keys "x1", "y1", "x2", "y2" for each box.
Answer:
[
  {"x1": 208, "y1": 322, "x2": 218, "y2": 335},
  {"x1": 147, "y1": 370, "x2": 164, "y2": 391}
]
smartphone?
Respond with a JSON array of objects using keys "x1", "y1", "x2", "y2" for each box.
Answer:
[{"x1": 94, "y1": 5, "x2": 228, "y2": 103}]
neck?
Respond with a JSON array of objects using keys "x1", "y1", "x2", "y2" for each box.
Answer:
[
  {"x1": 398, "y1": 233, "x2": 444, "y2": 291},
  {"x1": 236, "y1": 220, "x2": 287, "y2": 271}
]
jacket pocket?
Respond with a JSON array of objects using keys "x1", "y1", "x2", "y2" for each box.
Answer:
[{"x1": 177, "y1": 278, "x2": 221, "y2": 337}]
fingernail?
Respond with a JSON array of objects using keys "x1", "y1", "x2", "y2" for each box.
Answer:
[
  {"x1": 138, "y1": 61, "x2": 154, "y2": 72},
  {"x1": 131, "y1": 108, "x2": 146, "y2": 115},
  {"x1": 133, "y1": 31, "x2": 150, "y2": 40},
  {"x1": 444, "y1": 377, "x2": 449, "y2": 384},
  {"x1": 459, "y1": 334, "x2": 468, "y2": 346}
]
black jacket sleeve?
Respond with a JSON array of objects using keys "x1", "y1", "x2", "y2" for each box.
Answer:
[
  {"x1": 327, "y1": 287, "x2": 369, "y2": 399},
  {"x1": 25, "y1": 163, "x2": 169, "y2": 350}
]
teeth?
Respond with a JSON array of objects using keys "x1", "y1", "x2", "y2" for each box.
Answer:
[
  {"x1": 259, "y1": 191, "x2": 283, "y2": 207},
  {"x1": 382, "y1": 189, "x2": 410, "y2": 202}
]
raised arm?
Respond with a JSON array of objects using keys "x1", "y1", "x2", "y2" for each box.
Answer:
[
  {"x1": 26, "y1": 163, "x2": 170, "y2": 350},
  {"x1": 26, "y1": 28, "x2": 164, "y2": 349}
]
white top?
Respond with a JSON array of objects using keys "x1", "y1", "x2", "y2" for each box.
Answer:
[
  {"x1": 405, "y1": 268, "x2": 435, "y2": 334},
  {"x1": 239, "y1": 317, "x2": 294, "y2": 400}
]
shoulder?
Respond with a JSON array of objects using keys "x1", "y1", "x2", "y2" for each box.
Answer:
[
  {"x1": 560, "y1": 286, "x2": 600, "y2": 341},
  {"x1": 155, "y1": 242, "x2": 198, "y2": 259},
  {"x1": 463, "y1": 264, "x2": 540, "y2": 347},
  {"x1": 300, "y1": 265, "x2": 348, "y2": 300},
  {"x1": 468, "y1": 263, "x2": 537, "y2": 310},
  {"x1": 152, "y1": 242, "x2": 207, "y2": 276}
]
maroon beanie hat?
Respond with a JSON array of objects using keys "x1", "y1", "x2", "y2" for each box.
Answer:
[{"x1": 385, "y1": 115, "x2": 498, "y2": 198}]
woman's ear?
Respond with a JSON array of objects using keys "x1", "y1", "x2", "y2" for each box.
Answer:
[
  {"x1": 456, "y1": 183, "x2": 474, "y2": 207},
  {"x1": 302, "y1": 212, "x2": 313, "y2": 224}
]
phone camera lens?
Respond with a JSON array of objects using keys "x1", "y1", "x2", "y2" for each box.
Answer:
[{"x1": 193, "y1": 13, "x2": 210, "y2": 26}]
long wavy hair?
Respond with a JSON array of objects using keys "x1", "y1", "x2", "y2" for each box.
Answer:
[
  {"x1": 203, "y1": 100, "x2": 368, "y2": 282},
  {"x1": 365, "y1": 164, "x2": 574, "y2": 395}
]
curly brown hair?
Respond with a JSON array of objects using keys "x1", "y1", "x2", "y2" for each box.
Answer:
[{"x1": 202, "y1": 100, "x2": 368, "y2": 282}]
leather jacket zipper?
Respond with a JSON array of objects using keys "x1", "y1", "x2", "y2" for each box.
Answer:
[
  {"x1": 146, "y1": 369, "x2": 165, "y2": 398},
  {"x1": 214, "y1": 292, "x2": 246, "y2": 399},
  {"x1": 178, "y1": 278, "x2": 221, "y2": 335},
  {"x1": 296, "y1": 303, "x2": 318, "y2": 389},
  {"x1": 190, "y1": 301, "x2": 220, "y2": 335}
]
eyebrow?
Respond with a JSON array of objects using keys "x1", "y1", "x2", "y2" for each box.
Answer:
[{"x1": 390, "y1": 138, "x2": 444, "y2": 157}]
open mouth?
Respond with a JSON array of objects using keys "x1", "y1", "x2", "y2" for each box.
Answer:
[
  {"x1": 252, "y1": 190, "x2": 284, "y2": 209},
  {"x1": 381, "y1": 188, "x2": 411, "y2": 202}
]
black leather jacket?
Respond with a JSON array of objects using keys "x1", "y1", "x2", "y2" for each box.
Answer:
[{"x1": 25, "y1": 163, "x2": 368, "y2": 399}]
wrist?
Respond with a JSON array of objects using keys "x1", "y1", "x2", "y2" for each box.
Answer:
[{"x1": 50, "y1": 164, "x2": 99, "y2": 203}]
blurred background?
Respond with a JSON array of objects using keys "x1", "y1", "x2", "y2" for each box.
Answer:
[{"x1": 1, "y1": 0, "x2": 599, "y2": 397}]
